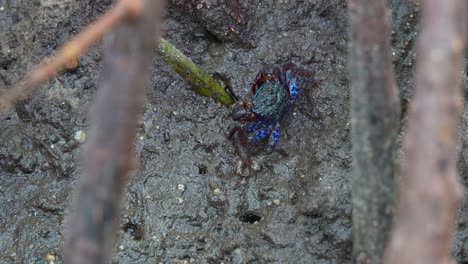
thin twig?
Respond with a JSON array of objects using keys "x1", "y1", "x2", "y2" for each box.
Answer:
[
  {"x1": 0, "y1": 0, "x2": 234, "y2": 115},
  {"x1": 0, "y1": 0, "x2": 140, "y2": 114},
  {"x1": 62, "y1": 0, "x2": 163, "y2": 263},
  {"x1": 384, "y1": 1, "x2": 466, "y2": 263},
  {"x1": 157, "y1": 38, "x2": 235, "y2": 106},
  {"x1": 347, "y1": 0, "x2": 401, "y2": 263}
]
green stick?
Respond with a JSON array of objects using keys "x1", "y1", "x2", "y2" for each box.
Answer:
[{"x1": 157, "y1": 38, "x2": 235, "y2": 106}]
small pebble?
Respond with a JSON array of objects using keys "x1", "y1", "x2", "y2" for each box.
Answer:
[
  {"x1": 45, "y1": 252, "x2": 56, "y2": 263},
  {"x1": 118, "y1": 245, "x2": 125, "y2": 251},
  {"x1": 236, "y1": 160, "x2": 250, "y2": 177},
  {"x1": 164, "y1": 130, "x2": 170, "y2": 142},
  {"x1": 74, "y1": 130, "x2": 86, "y2": 143},
  {"x1": 273, "y1": 199, "x2": 281, "y2": 205},
  {"x1": 178, "y1": 197, "x2": 184, "y2": 204},
  {"x1": 177, "y1": 184, "x2": 186, "y2": 192},
  {"x1": 0, "y1": 6, "x2": 4, "y2": 11},
  {"x1": 251, "y1": 161, "x2": 261, "y2": 171},
  {"x1": 213, "y1": 188, "x2": 221, "y2": 196}
]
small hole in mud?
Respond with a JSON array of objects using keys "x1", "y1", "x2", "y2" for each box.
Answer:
[
  {"x1": 239, "y1": 212, "x2": 262, "y2": 224},
  {"x1": 123, "y1": 222, "x2": 144, "y2": 240},
  {"x1": 198, "y1": 164, "x2": 207, "y2": 174}
]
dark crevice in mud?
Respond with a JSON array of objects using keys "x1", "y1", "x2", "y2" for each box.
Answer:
[
  {"x1": 123, "y1": 222, "x2": 144, "y2": 241},
  {"x1": 239, "y1": 211, "x2": 262, "y2": 224}
]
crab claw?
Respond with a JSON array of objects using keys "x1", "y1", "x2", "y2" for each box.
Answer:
[{"x1": 230, "y1": 101, "x2": 255, "y2": 121}]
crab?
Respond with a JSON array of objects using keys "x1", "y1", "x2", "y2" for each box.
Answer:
[{"x1": 228, "y1": 63, "x2": 316, "y2": 158}]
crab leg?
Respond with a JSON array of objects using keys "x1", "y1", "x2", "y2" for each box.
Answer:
[
  {"x1": 286, "y1": 73, "x2": 299, "y2": 100},
  {"x1": 268, "y1": 125, "x2": 281, "y2": 147},
  {"x1": 249, "y1": 125, "x2": 272, "y2": 143},
  {"x1": 227, "y1": 126, "x2": 248, "y2": 146},
  {"x1": 245, "y1": 121, "x2": 261, "y2": 133},
  {"x1": 267, "y1": 125, "x2": 289, "y2": 157}
]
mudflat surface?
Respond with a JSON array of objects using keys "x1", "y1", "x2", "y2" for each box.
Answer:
[{"x1": 0, "y1": 0, "x2": 466, "y2": 263}]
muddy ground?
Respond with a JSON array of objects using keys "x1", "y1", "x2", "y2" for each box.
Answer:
[{"x1": 0, "y1": 0, "x2": 467, "y2": 263}]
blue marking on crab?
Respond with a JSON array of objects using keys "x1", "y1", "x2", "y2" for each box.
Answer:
[
  {"x1": 246, "y1": 122, "x2": 260, "y2": 133},
  {"x1": 269, "y1": 126, "x2": 281, "y2": 147},
  {"x1": 289, "y1": 79, "x2": 299, "y2": 99},
  {"x1": 253, "y1": 128, "x2": 269, "y2": 141},
  {"x1": 228, "y1": 63, "x2": 316, "y2": 157}
]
